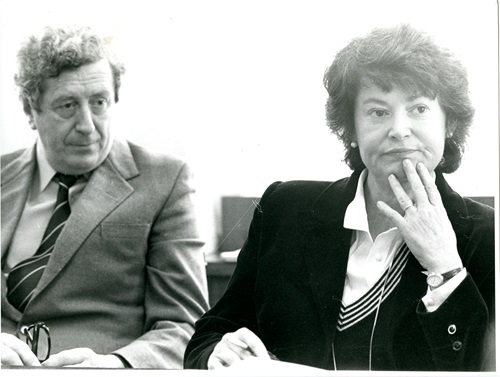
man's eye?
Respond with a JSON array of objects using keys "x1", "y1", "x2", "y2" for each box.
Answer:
[
  {"x1": 55, "y1": 102, "x2": 77, "y2": 119},
  {"x1": 90, "y1": 98, "x2": 109, "y2": 115}
]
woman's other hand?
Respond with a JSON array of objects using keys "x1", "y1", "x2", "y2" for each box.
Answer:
[
  {"x1": 207, "y1": 327, "x2": 270, "y2": 369},
  {"x1": 377, "y1": 159, "x2": 462, "y2": 273}
]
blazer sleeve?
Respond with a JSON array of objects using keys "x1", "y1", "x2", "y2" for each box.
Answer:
[
  {"x1": 112, "y1": 162, "x2": 209, "y2": 368},
  {"x1": 414, "y1": 204, "x2": 495, "y2": 371},
  {"x1": 183, "y1": 181, "x2": 281, "y2": 369}
]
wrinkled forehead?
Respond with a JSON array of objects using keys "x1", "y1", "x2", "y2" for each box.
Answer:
[{"x1": 37, "y1": 60, "x2": 114, "y2": 108}]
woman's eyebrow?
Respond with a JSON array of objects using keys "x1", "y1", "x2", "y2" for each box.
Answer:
[
  {"x1": 406, "y1": 93, "x2": 432, "y2": 102},
  {"x1": 361, "y1": 98, "x2": 388, "y2": 106}
]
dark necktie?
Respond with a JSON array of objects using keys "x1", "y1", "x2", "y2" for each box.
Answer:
[{"x1": 7, "y1": 173, "x2": 79, "y2": 312}]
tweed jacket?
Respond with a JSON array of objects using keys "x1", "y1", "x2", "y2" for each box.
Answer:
[
  {"x1": 184, "y1": 169, "x2": 494, "y2": 371},
  {"x1": 1, "y1": 139, "x2": 209, "y2": 368}
]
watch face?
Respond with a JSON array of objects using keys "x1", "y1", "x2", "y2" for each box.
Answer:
[{"x1": 427, "y1": 273, "x2": 443, "y2": 288}]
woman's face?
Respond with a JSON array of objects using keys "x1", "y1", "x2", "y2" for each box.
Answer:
[{"x1": 354, "y1": 84, "x2": 446, "y2": 183}]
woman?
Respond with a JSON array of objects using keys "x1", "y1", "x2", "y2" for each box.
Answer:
[{"x1": 184, "y1": 24, "x2": 494, "y2": 371}]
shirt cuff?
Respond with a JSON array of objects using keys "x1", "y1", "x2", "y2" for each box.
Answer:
[{"x1": 421, "y1": 268, "x2": 467, "y2": 313}]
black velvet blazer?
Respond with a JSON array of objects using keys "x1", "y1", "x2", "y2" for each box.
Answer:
[{"x1": 184, "y1": 170, "x2": 495, "y2": 371}]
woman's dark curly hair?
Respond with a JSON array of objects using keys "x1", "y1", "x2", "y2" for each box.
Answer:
[
  {"x1": 15, "y1": 26, "x2": 126, "y2": 117},
  {"x1": 323, "y1": 24, "x2": 474, "y2": 173}
]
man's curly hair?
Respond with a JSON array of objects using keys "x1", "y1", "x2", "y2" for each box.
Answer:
[
  {"x1": 15, "y1": 26, "x2": 125, "y2": 117},
  {"x1": 323, "y1": 24, "x2": 474, "y2": 173}
]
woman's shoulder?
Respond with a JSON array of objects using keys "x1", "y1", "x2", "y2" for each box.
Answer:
[
  {"x1": 259, "y1": 176, "x2": 353, "y2": 213},
  {"x1": 462, "y1": 197, "x2": 495, "y2": 229}
]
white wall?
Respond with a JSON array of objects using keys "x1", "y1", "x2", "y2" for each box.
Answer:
[{"x1": 0, "y1": 0, "x2": 498, "y2": 253}]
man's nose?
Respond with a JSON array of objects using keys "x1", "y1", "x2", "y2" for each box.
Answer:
[
  {"x1": 74, "y1": 105, "x2": 95, "y2": 134},
  {"x1": 388, "y1": 110, "x2": 411, "y2": 140}
]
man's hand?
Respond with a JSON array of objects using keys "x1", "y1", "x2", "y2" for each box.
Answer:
[
  {"x1": 1, "y1": 332, "x2": 40, "y2": 366},
  {"x1": 208, "y1": 327, "x2": 270, "y2": 369},
  {"x1": 42, "y1": 348, "x2": 126, "y2": 368}
]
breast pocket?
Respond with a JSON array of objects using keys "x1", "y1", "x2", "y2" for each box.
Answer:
[{"x1": 100, "y1": 222, "x2": 151, "y2": 239}]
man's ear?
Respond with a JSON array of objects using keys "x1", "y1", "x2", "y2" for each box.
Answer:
[
  {"x1": 26, "y1": 97, "x2": 39, "y2": 130},
  {"x1": 28, "y1": 113, "x2": 37, "y2": 130}
]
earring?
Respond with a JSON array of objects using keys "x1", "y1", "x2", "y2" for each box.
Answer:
[{"x1": 350, "y1": 141, "x2": 358, "y2": 148}]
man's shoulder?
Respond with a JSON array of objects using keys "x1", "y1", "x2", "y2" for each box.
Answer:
[
  {"x1": 1, "y1": 148, "x2": 28, "y2": 168},
  {"x1": 108, "y1": 140, "x2": 188, "y2": 181},
  {"x1": 124, "y1": 141, "x2": 186, "y2": 169},
  {"x1": 1, "y1": 147, "x2": 34, "y2": 185}
]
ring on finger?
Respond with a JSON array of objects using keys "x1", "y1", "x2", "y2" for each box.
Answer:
[{"x1": 403, "y1": 202, "x2": 415, "y2": 212}]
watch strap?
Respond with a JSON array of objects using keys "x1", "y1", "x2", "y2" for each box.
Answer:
[{"x1": 440, "y1": 267, "x2": 463, "y2": 282}]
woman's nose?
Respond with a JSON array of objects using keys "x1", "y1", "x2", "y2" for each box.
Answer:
[
  {"x1": 388, "y1": 111, "x2": 411, "y2": 140},
  {"x1": 74, "y1": 106, "x2": 96, "y2": 134}
]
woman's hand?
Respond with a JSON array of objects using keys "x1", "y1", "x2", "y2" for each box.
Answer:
[
  {"x1": 1, "y1": 332, "x2": 41, "y2": 366},
  {"x1": 207, "y1": 327, "x2": 270, "y2": 369},
  {"x1": 41, "y1": 348, "x2": 125, "y2": 368},
  {"x1": 377, "y1": 159, "x2": 462, "y2": 273}
]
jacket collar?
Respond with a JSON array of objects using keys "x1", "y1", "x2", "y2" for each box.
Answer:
[
  {"x1": 309, "y1": 169, "x2": 362, "y2": 225},
  {"x1": 1, "y1": 146, "x2": 36, "y2": 187},
  {"x1": 107, "y1": 138, "x2": 140, "y2": 180},
  {"x1": 435, "y1": 171, "x2": 472, "y2": 236},
  {"x1": 1, "y1": 146, "x2": 37, "y2": 262},
  {"x1": 308, "y1": 169, "x2": 472, "y2": 232}
]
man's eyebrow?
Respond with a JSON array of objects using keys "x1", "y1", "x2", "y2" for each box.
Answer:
[
  {"x1": 49, "y1": 95, "x2": 76, "y2": 105},
  {"x1": 90, "y1": 90, "x2": 112, "y2": 98},
  {"x1": 50, "y1": 90, "x2": 112, "y2": 103}
]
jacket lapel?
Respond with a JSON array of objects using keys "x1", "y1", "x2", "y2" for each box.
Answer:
[
  {"x1": 435, "y1": 172, "x2": 474, "y2": 257},
  {"x1": 1, "y1": 147, "x2": 36, "y2": 262},
  {"x1": 32, "y1": 140, "x2": 139, "y2": 300},
  {"x1": 302, "y1": 170, "x2": 361, "y2": 339}
]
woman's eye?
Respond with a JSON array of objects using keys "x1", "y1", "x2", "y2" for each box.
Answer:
[
  {"x1": 368, "y1": 109, "x2": 387, "y2": 117},
  {"x1": 412, "y1": 105, "x2": 429, "y2": 114}
]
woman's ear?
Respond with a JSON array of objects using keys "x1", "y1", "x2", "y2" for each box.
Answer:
[{"x1": 446, "y1": 120, "x2": 458, "y2": 138}]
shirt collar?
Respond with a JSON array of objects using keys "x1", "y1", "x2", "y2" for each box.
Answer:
[
  {"x1": 35, "y1": 139, "x2": 93, "y2": 193},
  {"x1": 35, "y1": 139, "x2": 57, "y2": 195},
  {"x1": 343, "y1": 169, "x2": 370, "y2": 233}
]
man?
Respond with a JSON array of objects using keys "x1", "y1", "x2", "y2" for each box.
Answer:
[{"x1": 1, "y1": 26, "x2": 209, "y2": 368}]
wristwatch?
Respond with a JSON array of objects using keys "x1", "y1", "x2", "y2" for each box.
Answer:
[{"x1": 426, "y1": 267, "x2": 463, "y2": 289}]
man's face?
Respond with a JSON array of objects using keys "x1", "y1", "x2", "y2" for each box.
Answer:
[{"x1": 31, "y1": 59, "x2": 115, "y2": 175}]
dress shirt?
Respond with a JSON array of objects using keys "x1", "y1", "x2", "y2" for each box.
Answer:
[
  {"x1": 3, "y1": 140, "x2": 87, "y2": 271},
  {"x1": 343, "y1": 169, "x2": 466, "y2": 313}
]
